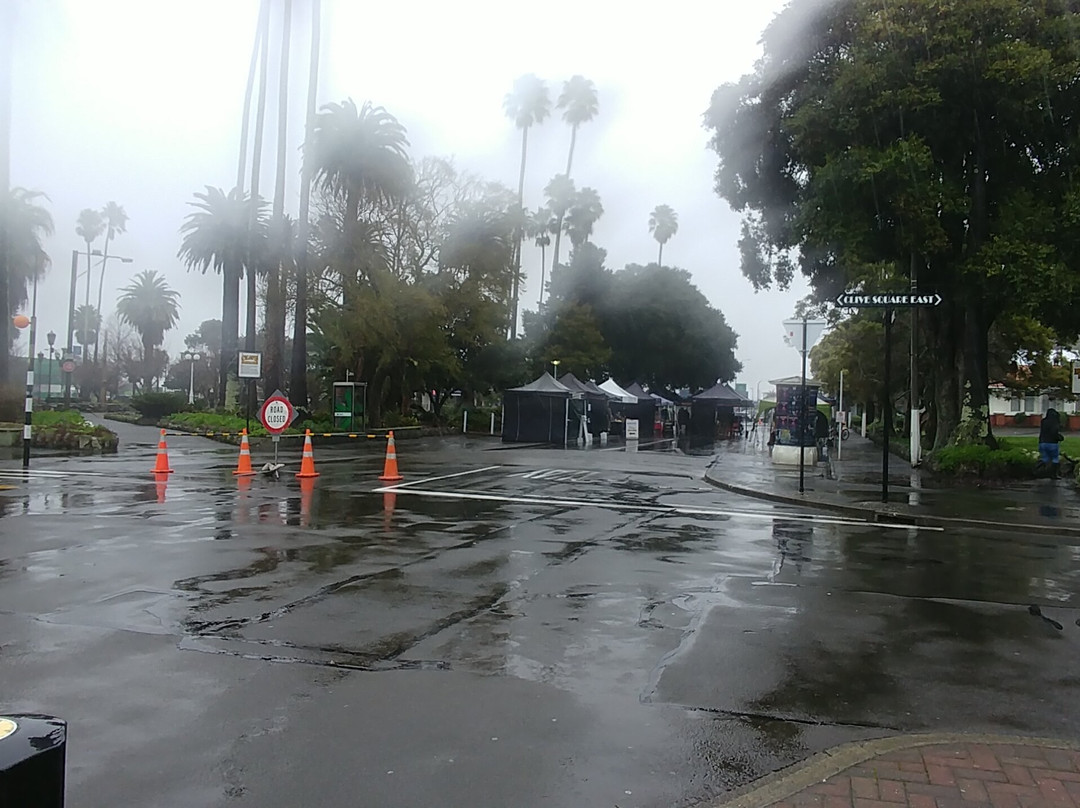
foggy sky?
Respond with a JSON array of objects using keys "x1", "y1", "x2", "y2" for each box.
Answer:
[{"x1": 8, "y1": 0, "x2": 810, "y2": 394}]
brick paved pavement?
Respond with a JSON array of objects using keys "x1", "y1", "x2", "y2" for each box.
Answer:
[{"x1": 709, "y1": 736, "x2": 1080, "y2": 808}]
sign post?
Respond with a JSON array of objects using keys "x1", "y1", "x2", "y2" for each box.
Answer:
[
  {"x1": 783, "y1": 318, "x2": 827, "y2": 493},
  {"x1": 836, "y1": 291, "x2": 943, "y2": 503},
  {"x1": 238, "y1": 352, "x2": 262, "y2": 434}
]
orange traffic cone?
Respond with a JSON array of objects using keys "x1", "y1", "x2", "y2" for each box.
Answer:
[
  {"x1": 296, "y1": 429, "x2": 320, "y2": 478},
  {"x1": 152, "y1": 429, "x2": 174, "y2": 474},
  {"x1": 379, "y1": 431, "x2": 404, "y2": 482},
  {"x1": 233, "y1": 429, "x2": 256, "y2": 476}
]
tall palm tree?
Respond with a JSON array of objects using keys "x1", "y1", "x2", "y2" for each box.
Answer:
[
  {"x1": 291, "y1": 0, "x2": 321, "y2": 408},
  {"x1": 527, "y1": 206, "x2": 554, "y2": 306},
  {"x1": 648, "y1": 204, "x2": 678, "y2": 266},
  {"x1": 0, "y1": 188, "x2": 53, "y2": 383},
  {"x1": 564, "y1": 187, "x2": 604, "y2": 249},
  {"x1": 551, "y1": 75, "x2": 598, "y2": 274},
  {"x1": 502, "y1": 74, "x2": 550, "y2": 338},
  {"x1": 75, "y1": 208, "x2": 104, "y2": 361},
  {"x1": 179, "y1": 186, "x2": 265, "y2": 406},
  {"x1": 307, "y1": 98, "x2": 412, "y2": 294},
  {"x1": 264, "y1": 0, "x2": 293, "y2": 396},
  {"x1": 116, "y1": 270, "x2": 180, "y2": 393},
  {"x1": 94, "y1": 201, "x2": 128, "y2": 363}
]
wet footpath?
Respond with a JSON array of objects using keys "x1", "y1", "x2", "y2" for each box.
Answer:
[{"x1": 705, "y1": 430, "x2": 1080, "y2": 535}]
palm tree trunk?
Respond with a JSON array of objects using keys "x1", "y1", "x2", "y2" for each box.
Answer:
[
  {"x1": 509, "y1": 125, "x2": 529, "y2": 338},
  {"x1": 220, "y1": 265, "x2": 240, "y2": 407},
  {"x1": 290, "y1": 0, "x2": 320, "y2": 409},
  {"x1": 236, "y1": 0, "x2": 264, "y2": 194},
  {"x1": 657, "y1": 241, "x2": 663, "y2": 267},
  {"x1": 265, "y1": 0, "x2": 292, "y2": 396},
  {"x1": 538, "y1": 242, "x2": 546, "y2": 306},
  {"x1": 84, "y1": 241, "x2": 93, "y2": 372},
  {"x1": 0, "y1": 5, "x2": 10, "y2": 388},
  {"x1": 142, "y1": 334, "x2": 153, "y2": 394},
  {"x1": 246, "y1": 0, "x2": 270, "y2": 355},
  {"x1": 550, "y1": 124, "x2": 579, "y2": 274},
  {"x1": 94, "y1": 232, "x2": 112, "y2": 364}
]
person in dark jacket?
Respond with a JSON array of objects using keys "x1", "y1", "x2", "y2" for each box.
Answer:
[
  {"x1": 814, "y1": 410, "x2": 831, "y2": 462},
  {"x1": 1039, "y1": 408, "x2": 1065, "y2": 478}
]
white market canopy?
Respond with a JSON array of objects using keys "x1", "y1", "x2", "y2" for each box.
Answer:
[{"x1": 598, "y1": 378, "x2": 637, "y2": 404}]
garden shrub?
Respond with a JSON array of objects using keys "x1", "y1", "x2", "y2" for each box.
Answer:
[
  {"x1": 930, "y1": 440, "x2": 1036, "y2": 478},
  {"x1": 131, "y1": 392, "x2": 188, "y2": 420}
]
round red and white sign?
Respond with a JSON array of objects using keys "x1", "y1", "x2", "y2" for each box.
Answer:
[{"x1": 259, "y1": 395, "x2": 295, "y2": 435}]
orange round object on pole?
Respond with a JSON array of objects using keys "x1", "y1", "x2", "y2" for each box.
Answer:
[{"x1": 12, "y1": 314, "x2": 29, "y2": 329}]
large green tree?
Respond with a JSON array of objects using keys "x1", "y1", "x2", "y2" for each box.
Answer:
[
  {"x1": 706, "y1": 0, "x2": 1080, "y2": 448},
  {"x1": 117, "y1": 270, "x2": 180, "y2": 392},
  {"x1": 503, "y1": 74, "x2": 551, "y2": 338}
]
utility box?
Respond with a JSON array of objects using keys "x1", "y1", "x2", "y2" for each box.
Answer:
[{"x1": 332, "y1": 382, "x2": 366, "y2": 431}]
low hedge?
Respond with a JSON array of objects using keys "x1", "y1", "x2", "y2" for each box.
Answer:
[
  {"x1": 927, "y1": 439, "x2": 1037, "y2": 478},
  {"x1": 161, "y1": 411, "x2": 334, "y2": 437}
]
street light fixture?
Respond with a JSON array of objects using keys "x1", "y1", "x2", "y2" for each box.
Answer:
[
  {"x1": 180, "y1": 351, "x2": 202, "y2": 405},
  {"x1": 551, "y1": 359, "x2": 561, "y2": 377}
]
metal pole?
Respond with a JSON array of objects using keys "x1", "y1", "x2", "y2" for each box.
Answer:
[
  {"x1": 188, "y1": 358, "x2": 195, "y2": 405},
  {"x1": 799, "y1": 316, "x2": 807, "y2": 494},
  {"x1": 490, "y1": 412, "x2": 495, "y2": 435},
  {"x1": 64, "y1": 250, "x2": 78, "y2": 406},
  {"x1": 462, "y1": 409, "x2": 468, "y2": 434},
  {"x1": 246, "y1": 380, "x2": 252, "y2": 434},
  {"x1": 838, "y1": 369, "x2": 844, "y2": 462},
  {"x1": 46, "y1": 349, "x2": 53, "y2": 403},
  {"x1": 883, "y1": 309, "x2": 892, "y2": 504},
  {"x1": 909, "y1": 254, "x2": 920, "y2": 466},
  {"x1": 23, "y1": 276, "x2": 38, "y2": 468}
]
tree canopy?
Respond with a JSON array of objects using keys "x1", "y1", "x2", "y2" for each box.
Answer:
[{"x1": 706, "y1": 0, "x2": 1080, "y2": 447}]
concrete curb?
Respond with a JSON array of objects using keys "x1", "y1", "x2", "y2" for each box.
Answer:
[
  {"x1": 704, "y1": 466, "x2": 1080, "y2": 537},
  {"x1": 699, "y1": 732, "x2": 1080, "y2": 808}
]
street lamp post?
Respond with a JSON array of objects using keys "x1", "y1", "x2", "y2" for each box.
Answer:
[
  {"x1": 181, "y1": 351, "x2": 201, "y2": 405},
  {"x1": 551, "y1": 359, "x2": 561, "y2": 378},
  {"x1": 46, "y1": 330, "x2": 56, "y2": 403}
]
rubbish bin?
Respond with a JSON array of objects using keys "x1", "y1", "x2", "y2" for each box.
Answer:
[{"x1": 0, "y1": 714, "x2": 66, "y2": 808}]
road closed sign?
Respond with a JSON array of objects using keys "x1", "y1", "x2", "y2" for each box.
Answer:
[{"x1": 259, "y1": 391, "x2": 296, "y2": 435}]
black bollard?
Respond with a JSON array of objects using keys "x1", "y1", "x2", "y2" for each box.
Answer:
[{"x1": 0, "y1": 714, "x2": 67, "y2": 808}]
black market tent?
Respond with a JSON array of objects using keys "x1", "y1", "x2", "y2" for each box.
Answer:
[
  {"x1": 621, "y1": 382, "x2": 658, "y2": 432},
  {"x1": 690, "y1": 382, "x2": 753, "y2": 438},
  {"x1": 559, "y1": 373, "x2": 611, "y2": 435},
  {"x1": 501, "y1": 372, "x2": 572, "y2": 444}
]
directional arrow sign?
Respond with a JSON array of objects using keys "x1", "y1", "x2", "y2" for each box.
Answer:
[{"x1": 836, "y1": 292, "x2": 942, "y2": 308}]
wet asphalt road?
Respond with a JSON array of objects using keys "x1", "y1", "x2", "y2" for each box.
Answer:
[{"x1": 1, "y1": 421, "x2": 1079, "y2": 808}]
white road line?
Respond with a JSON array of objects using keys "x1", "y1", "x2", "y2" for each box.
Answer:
[
  {"x1": 0, "y1": 468, "x2": 112, "y2": 478},
  {"x1": 375, "y1": 485, "x2": 942, "y2": 531},
  {"x1": 600, "y1": 438, "x2": 674, "y2": 452},
  {"x1": 375, "y1": 465, "x2": 502, "y2": 492}
]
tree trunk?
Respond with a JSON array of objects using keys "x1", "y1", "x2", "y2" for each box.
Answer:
[
  {"x1": 220, "y1": 264, "x2": 240, "y2": 407},
  {"x1": 291, "y1": 0, "x2": 320, "y2": 409},
  {"x1": 657, "y1": 241, "x2": 663, "y2": 267},
  {"x1": 0, "y1": 6, "x2": 10, "y2": 388},
  {"x1": 246, "y1": 0, "x2": 270, "y2": 356},
  {"x1": 955, "y1": 298, "x2": 996, "y2": 447},
  {"x1": 510, "y1": 125, "x2": 528, "y2": 339},
  {"x1": 927, "y1": 303, "x2": 960, "y2": 449},
  {"x1": 94, "y1": 232, "x2": 112, "y2": 364},
  {"x1": 264, "y1": 0, "x2": 292, "y2": 397},
  {"x1": 142, "y1": 334, "x2": 154, "y2": 394},
  {"x1": 550, "y1": 124, "x2": 579, "y2": 275},
  {"x1": 538, "y1": 242, "x2": 546, "y2": 307}
]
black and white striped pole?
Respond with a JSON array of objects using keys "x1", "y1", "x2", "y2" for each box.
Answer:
[{"x1": 17, "y1": 275, "x2": 38, "y2": 469}]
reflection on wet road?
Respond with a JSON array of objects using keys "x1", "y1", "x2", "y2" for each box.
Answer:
[{"x1": 1, "y1": 428, "x2": 1079, "y2": 808}]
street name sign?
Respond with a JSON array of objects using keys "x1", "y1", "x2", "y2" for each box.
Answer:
[{"x1": 836, "y1": 292, "x2": 942, "y2": 308}]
